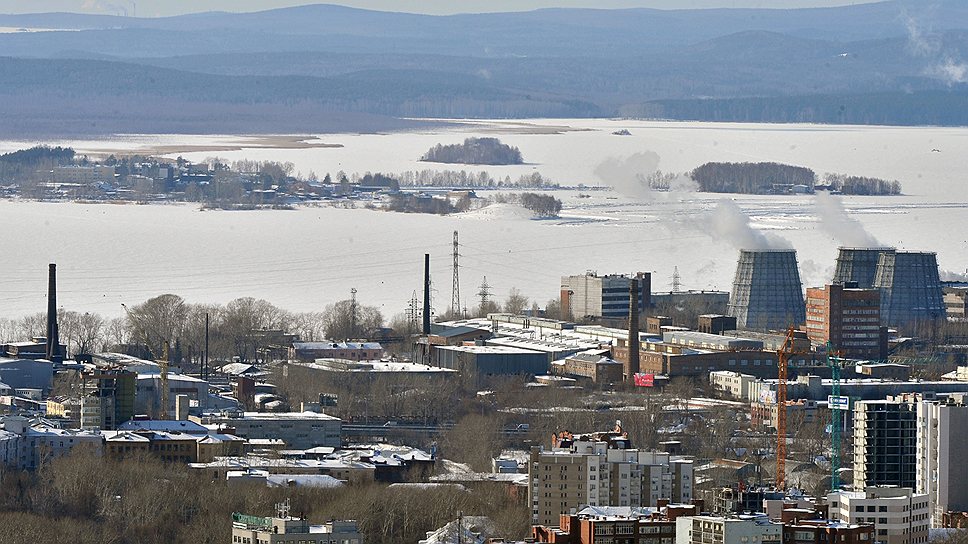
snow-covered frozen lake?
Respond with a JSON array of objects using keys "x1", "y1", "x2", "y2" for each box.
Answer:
[{"x1": 3, "y1": 118, "x2": 966, "y2": 320}]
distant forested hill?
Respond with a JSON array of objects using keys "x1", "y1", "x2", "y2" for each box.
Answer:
[{"x1": 0, "y1": 1, "x2": 967, "y2": 134}]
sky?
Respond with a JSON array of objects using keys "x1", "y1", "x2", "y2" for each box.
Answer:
[{"x1": 0, "y1": 0, "x2": 882, "y2": 17}]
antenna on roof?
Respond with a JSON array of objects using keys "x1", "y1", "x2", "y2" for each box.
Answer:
[{"x1": 275, "y1": 498, "x2": 291, "y2": 519}]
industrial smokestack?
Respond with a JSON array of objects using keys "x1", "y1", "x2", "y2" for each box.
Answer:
[
  {"x1": 423, "y1": 254, "x2": 431, "y2": 335},
  {"x1": 627, "y1": 278, "x2": 640, "y2": 382},
  {"x1": 46, "y1": 263, "x2": 62, "y2": 363}
]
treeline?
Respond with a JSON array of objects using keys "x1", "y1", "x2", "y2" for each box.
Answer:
[
  {"x1": 396, "y1": 169, "x2": 557, "y2": 188},
  {"x1": 0, "y1": 145, "x2": 77, "y2": 182},
  {"x1": 638, "y1": 90, "x2": 968, "y2": 127},
  {"x1": 0, "y1": 450, "x2": 527, "y2": 544},
  {"x1": 421, "y1": 138, "x2": 524, "y2": 165},
  {"x1": 689, "y1": 161, "x2": 902, "y2": 195},
  {"x1": 0, "y1": 294, "x2": 384, "y2": 365},
  {"x1": 824, "y1": 173, "x2": 901, "y2": 195},
  {"x1": 691, "y1": 161, "x2": 815, "y2": 194}
]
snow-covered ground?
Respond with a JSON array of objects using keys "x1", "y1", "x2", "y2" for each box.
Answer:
[{"x1": 4, "y1": 119, "x2": 966, "y2": 319}]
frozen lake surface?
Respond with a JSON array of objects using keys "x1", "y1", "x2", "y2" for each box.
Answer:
[{"x1": 3, "y1": 119, "x2": 966, "y2": 320}]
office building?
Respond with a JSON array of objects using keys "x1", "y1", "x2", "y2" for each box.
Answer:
[{"x1": 561, "y1": 272, "x2": 651, "y2": 320}]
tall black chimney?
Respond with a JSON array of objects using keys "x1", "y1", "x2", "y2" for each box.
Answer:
[
  {"x1": 46, "y1": 263, "x2": 62, "y2": 363},
  {"x1": 423, "y1": 254, "x2": 432, "y2": 335},
  {"x1": 626, "y1": 277, "x2": 640, "y2": 382}
]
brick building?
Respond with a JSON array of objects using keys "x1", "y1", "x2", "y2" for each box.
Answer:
[{"x1": 804, "y1": 283, "x2": 887, "y2": 360}]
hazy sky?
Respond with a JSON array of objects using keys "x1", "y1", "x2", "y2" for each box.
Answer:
[{"x1": 0, "y1": 0, "x2": 881, "y2": 17}]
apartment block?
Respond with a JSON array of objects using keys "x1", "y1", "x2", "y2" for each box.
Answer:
[
  {"x1": 532, "y1": 505, "x2": 698, "y2": 544},
  {"x1": 675, "y1": 515, "x2": 782, "y2": 544},
  {"x1": 915, "y1": 393, "x2": 968, "y2": 525},
  {"x1": 827, "y1": 487, "x2": 929, "y2": 544},
  {"x1": 529, "y1": 429, "x2": 693, "y2": 527},
  {"x1": 805, "y1": 283, "x2": 887, "y2": 360}
]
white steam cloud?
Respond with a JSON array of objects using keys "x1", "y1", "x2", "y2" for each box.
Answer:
[
  {"x1": 814, "y1": 191, "x2": 881, "y2": 248},
  {"x1": 903, "y1": 11, "x2": 968, "y2": 86},
  {"x1": 941, "y1": 269, "x2": 968, "y2": 282},
  {"x1": 593, "y1": 151, "x2": 695, "y2": 201},
  {"x1": 702, "y1": 200, "x2": 792, "y2": 251}
]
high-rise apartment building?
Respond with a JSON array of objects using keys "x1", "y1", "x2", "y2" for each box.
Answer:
[
  {"x1": 853, "y1": 400, "x2": 917, "y2": 490},
  {"x1": 915, "y1": 393, "x2": 968, "y2": 525},
  {"x1": 804, "y1": 283, "x2": 887, "y2": 359},
  {"x1": 529, "y1": 429, "x2": 693, "y2": 527}
]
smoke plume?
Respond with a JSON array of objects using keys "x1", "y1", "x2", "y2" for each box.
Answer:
[
  {"x1": 593, "y1": 151, "x2": 695, "y2": 200},
  {"x1": 703, "y1": 200, "x2": 792, "y2": 251},
  {"x1": 814, "y1": 191, "x2": 881, "y2": 248}
]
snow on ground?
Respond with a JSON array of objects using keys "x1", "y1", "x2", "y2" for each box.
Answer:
[{"x1": 2, "y1": 119, "x2": 966, "y2": 319}]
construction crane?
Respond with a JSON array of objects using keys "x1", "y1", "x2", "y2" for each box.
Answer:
[
  {"x1": 828, "y1": 343, "x2": 845, "y2": 491},
  {"x1": 775, "y1": 327, "x2": 799, "y2": 490},
  {"x1": 121, "y1": 303, "x2": 171, "y2": 420}
]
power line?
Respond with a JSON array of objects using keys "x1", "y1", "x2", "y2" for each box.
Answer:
[{"x1": 452, "y1": 230, "x2": 461, "y2": 315}]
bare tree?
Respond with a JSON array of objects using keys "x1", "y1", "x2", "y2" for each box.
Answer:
[
  {"x1": 502, "y1": 288, "x2": 529, "y2": 315},
  {"x1": 323, "y1": 299, "x2": 384, "y2": 341}
]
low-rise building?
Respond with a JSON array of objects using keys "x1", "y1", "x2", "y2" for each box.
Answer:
[
  {"x1": 709, "y1": 371, "x2": 758, "y2": 400},
  {"x1": 200, "y1": 411, "x2": 341, "y2": 450},
  {"x1": 231, "y1": 509, "x2": 361, "y2": 544},
  {"x1": 827, "y1": 487, "x2": 929, "y2": 544},
  {"x1": 532, "y1": 505, "x2": 696, "y2": 544},
  {"x1": 290, "y1": 341, "x2": 384, "y2": 362},
  {"x1": 432, "y1": 344, "x2": 549, "y2": 377},
  {"x1": 555, "y1": 352, "x2": 624, "y2": 384}
]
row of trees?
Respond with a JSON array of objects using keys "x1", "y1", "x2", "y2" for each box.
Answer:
[
  {"x1": 421, "y1": 138, "x2": 524, "y2": 166},
  {"x1": 395, "y1": 169, "x2": 557, "y2": 188},
  {"x1": 0, "y1": 294, "x2": 384, "y2": 364},
  {"x1": 0, "y1": 449, "x2": 527, "y2": 544},
  {"x1": 823, "y1": 173, "x2": 902, "y2": 195},
  {"x1": 519, "y1": 192, "x2": 563, "y2": 217}
]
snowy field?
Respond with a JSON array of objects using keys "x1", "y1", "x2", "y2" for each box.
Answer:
[{"x1": 2, "y1": 118, "x2": 966, "y2": 320}]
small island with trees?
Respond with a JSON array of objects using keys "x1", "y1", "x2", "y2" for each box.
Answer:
[
  {"x1": 689, "y1": 161, "x2": 901, "y2": 195},
  {"x1": 420, "y1": 137, "x2": 524, "y2": 165}
]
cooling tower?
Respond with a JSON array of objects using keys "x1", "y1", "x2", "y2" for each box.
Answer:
[
  {"x1": 873, "y1": 251, "x2": 944, "y2": 327},
  {"x1": 833, "y1": 247, "x2": 896, "y2": 288},
  {"x1": 727, "y1": 249, "x2": 806, "y2": 331}
]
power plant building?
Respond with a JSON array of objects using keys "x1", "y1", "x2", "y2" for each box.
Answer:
[
  {"x1": 561, "y1": 272, "x2": 651, "y2": 320},
  {"x1": 833, "y1": 247, "x2": 895, "y2": 289},
  {"x1": 727, "y1": 250, "x2": 806, "y2": 331},
  {"x1": 873, "y1": 251, "x2": 945, "y2": 328}
]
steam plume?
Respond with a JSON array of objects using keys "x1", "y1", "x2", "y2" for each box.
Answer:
[
  {"x1": 814, "y1": 191, "x2": 881, "y2": 248},
  {"x1": 593, "y1": 151, "x2": 695, "y2": 200},
  {"x1": 703, "y1": 200, "x2": 791, "y2": 251}
]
